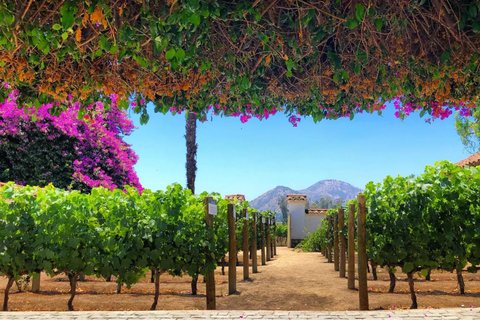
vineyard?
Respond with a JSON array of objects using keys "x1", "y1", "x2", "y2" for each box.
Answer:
[
  {"x1": 3, "y1": 160, "x2": 480, "y2": 312},
  {"x1": 0, "y1": 182, "x2": 277, "y2": 311},
  {"x1": 299, "y1": 160, "x2": 480, "y2": 309}
]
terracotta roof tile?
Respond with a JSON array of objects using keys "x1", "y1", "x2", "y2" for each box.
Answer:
[
  {"x1": 307, "y1": 208, "x2": 328, "y2": 215},
  {"x1": 456, "y1": 152, "x2": 480, "y2": 167},
  {"x1": 286, "y1": 194, "x2": 307, "y2": 202},
  {"x1": 225, "y1": 194, "x2": 246, "y2": 201}
]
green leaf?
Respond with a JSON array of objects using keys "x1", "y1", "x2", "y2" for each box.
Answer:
[
  {"x1": 241, "y1": 75, "x2": 251, "y2": 89},
  {"x1": 165, "y1": 47, "x2": 176, "y2": 60},
  {"x1": 441, "y1": 51, "x2": 450, "y2": 64},
  {"x1": 201, "y1": 9, "x2": 210, "y2": 18},
  {"x1": 60, "y1": 6, "x2": 74, "y2": 29},
  {"x1": 140, "y1": 113, "x2": 150, "y2": 124},
  {"x1": 119, "y1": 100, "x2": 129, "y2": 110},
  {"x1": 355, "y1": 4, "x2": 365, "y2": 21},
  {"x1": 61, "y1": 32, "x2": 68, "y2": 40},
  {"x1": 110, "y1": 45, "x2": 119, "y2": 54},
  {"x1": 469, "y1": 5, "x2": 477, "y2": 18},
  {"x1": 353, "y1": 62, "x2": 362, "y2": 75},
  {"x1": 403, "y1": 262, "x2": 414, "y2": 273},
  {"x1": 188, "y1": 13, "x2": 201, "y2": 26},
  {"x1": 175, "y1": 48, "x2": 186, "y2": 61},
  {"x1": 375, "y1": 19, "x2": 383, "y2": 31},
  {"x1": 286, "y1": 70, "x2": 293, "y2": 77},
  {"x1": 474, "y1": 21, "x2": 480, "y2": 33},
  {"x1": 346, "y1": 19, "x2": 358, "y2": 29},
  {"x1": 52, "y1": 24, "x2": 62, "y2": 31}
]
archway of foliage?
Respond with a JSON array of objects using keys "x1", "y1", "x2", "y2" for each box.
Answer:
[
  {"x1": 0, "y1": 86, "x2": 141, "y2": 192},
  {"x1": 0, "y1": 1, "x2": 478, "y2": 124}
]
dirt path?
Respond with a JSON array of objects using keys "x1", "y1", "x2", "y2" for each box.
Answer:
[{"x1": 2, "y1": 247, "x2": 480, "y2": 311}]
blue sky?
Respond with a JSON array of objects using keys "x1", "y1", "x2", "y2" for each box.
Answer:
[{"x1": 123, "y1": 103, "x2": 471, "y2": 201}]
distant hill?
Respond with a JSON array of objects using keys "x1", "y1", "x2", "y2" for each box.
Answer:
[{"x1": 250, "y1": 179, "x2": 362, "y2": 212}]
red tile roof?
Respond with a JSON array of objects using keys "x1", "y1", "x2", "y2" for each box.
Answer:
[
  {"x1": 456, "y1": 152, "x2": 480, "y2": 167},
  {"x1": 307, "y1": 208, "x2": 328, "y2": 215},
  {"x1": 225, "y1": 194, "x2": 245, "y2": 201},
  {"x1": 286, "y1": 194, "x2": 307, "y2": 202}
]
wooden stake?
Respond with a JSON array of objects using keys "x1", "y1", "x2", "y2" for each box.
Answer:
[
  {"x1": 334, "y1": 211, "x2": 339, "y2": 271},
  {"x1": 205, "y1": 197, "x2": 216, "y2": 310},
  {"x1": 273, "y1": 217, "x2": 277, "y2": 255},
  {"x1": 243, "y1": 208, "x2": 249, "y2": 280},
  {"x1": 348, "y1": 203, "x2": 356, "y2": 289},
  {"x1": 228, "y1": 204, "x2": 236, "y2": 294},
  {"x1": 339, "y1": 208, "x2": 346, "y2": 278},
  {"x1": 270, "y1": 218, "x2": 274, "y2": 259},
  {"x1": 252, "y1": 213, "x2": 258, "y2": 273},
  {"x1": 266, "y1": 218, "x2": 271, "y2": 261},
  {"x1": 31, "y1": 274, "x2": 40, "y2": 292},
  {"x1": 287, "y1": 214, "x2": 292, "y2": 248},
  {"x1": 260, "y1": 217, "x2": 266, "y2": 265},
  {"x1": 357, "y1": 195, "x2": 369, "y2": 310},
  {"x1": 327, "y1": 215, "x2": 332, "y2": 263}
]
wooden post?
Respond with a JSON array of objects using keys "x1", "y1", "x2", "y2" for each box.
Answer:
[
  {"x1": 287, "y1": 214, "x2": 292, "y2": 248},
  {"x1": 252, "y1": 213, "x2": 258, "y2": 273},
  {"x1": 327, "y1": 215, "x2": 332, "y2": 263},
  {"x1": 334, "y1": 211, "x2": 339, "y2": 271},
  {"x1": 270, "y1": 218, "x2": 274, "y2": 259},
  {"x1": 242, "y1": 208, "x2": 249, "y2": 280},
  {"x1": 228, "y1": 204, "x2": 236, "y2": 294},
  {"x1": 273, "y1": 217, "x2": 277, "y2": 255},
  {"x1": 339, "y1": 208, "x2": 346, "y2": 278},
  {"x1": 357, "y1": 195, "x2": 369, "y2": 310},
  {"x1": 260, "y1": 217, "x2": 266, "y2": 265},
  {"x1": 266, "y1": 218, "x2": 272, "y2": 261},
  {"x1": 31, "y1": 274, "x2": 40, "y2": 292},
  {"x1": 205, "y1": 197, "x2": 216, "y2": 310},
  {"x1": 348, "y1": 203, "x2": 356, "y2": 290}
]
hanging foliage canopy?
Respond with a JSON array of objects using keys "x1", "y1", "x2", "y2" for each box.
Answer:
[{"x1": 0, "y1": 0, "x2": 479, "y2": 123}]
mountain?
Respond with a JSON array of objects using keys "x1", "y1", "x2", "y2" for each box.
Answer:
[{"x1": 249, "y1": 179, "x2": 362, "y2": 212}]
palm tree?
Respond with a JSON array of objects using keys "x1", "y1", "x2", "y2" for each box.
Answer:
[{"x1": 185, "y1": 112, "x2": 197, "y2": 193}]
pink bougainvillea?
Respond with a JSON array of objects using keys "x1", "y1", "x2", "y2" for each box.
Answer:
[{"x1": 0, "y1": 86, "x2": 142, "y2": 192}]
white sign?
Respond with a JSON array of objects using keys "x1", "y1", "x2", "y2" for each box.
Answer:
[
  {"x1": 233, "y1": 206, "x2": 236, "y2": 217},
  {"x1": 208, "y1": 200, "x2": 217, "y2": 215},
  {"x1": 246, "y1": 210, "x2": 249, "y2": 219}
]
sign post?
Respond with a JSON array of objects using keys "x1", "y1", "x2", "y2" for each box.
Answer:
[
  {"x1": 252, "y1": 213, "x2": 258, "y2": 273},
  {"x1": 228, "y1": 204, "x2": 236, "y2": 294},
  {"x1": 205, "y1": 197, "x2": 216, "y2": 310},
  {"x1": 243, "y1": 208, "x2": 249, "y2": 280}
]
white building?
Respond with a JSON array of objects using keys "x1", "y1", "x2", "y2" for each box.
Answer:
[{"x1": 286, "y1": 194, "x2": 327, "y2": 246}]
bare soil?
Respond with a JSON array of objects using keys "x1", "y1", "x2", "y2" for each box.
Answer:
[{"x1": 1, "y1": 247, "x2": 480, "y2": 311}]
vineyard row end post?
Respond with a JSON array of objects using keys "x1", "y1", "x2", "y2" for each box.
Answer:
[
  {"x1": 327, "y1": 215, "x2": 332, "y2": 263},
  {"x1": 204, "y1": 197, "x2": 216, "y2": 310},
  {"x1": 252, "y1": 213, "x2": 258, "y2": 273},
  {"x1": 260, "y1": 216, "x2": 266, "y2": 265},
  {"x1": 227, "y1": 203, "x2": 236, "y2": 294},
  {"x1": 31, "y1": 275, "x2": 40, "y2": 293},
  {"x1": 348, "y1": 203, "x2": 356, "y2": 290},
  {"x1": 266, "y1": 218, "x2": 272, "y2": 261},
  {"x1": 334, "y1": 210, "x2": 339, "y2": 271},
  {"x1": 273, "y1": 216, "x2": 277, "y2": 255},
  {"x1": 357, "y1": 194, "x2": 369, "y2": 310},
  {"x1": 243, "y1": 208, "x2": 249, "y2": 280},
  {"x1": 339, "y1": 207, "x2": 346, "y2": 278}
]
